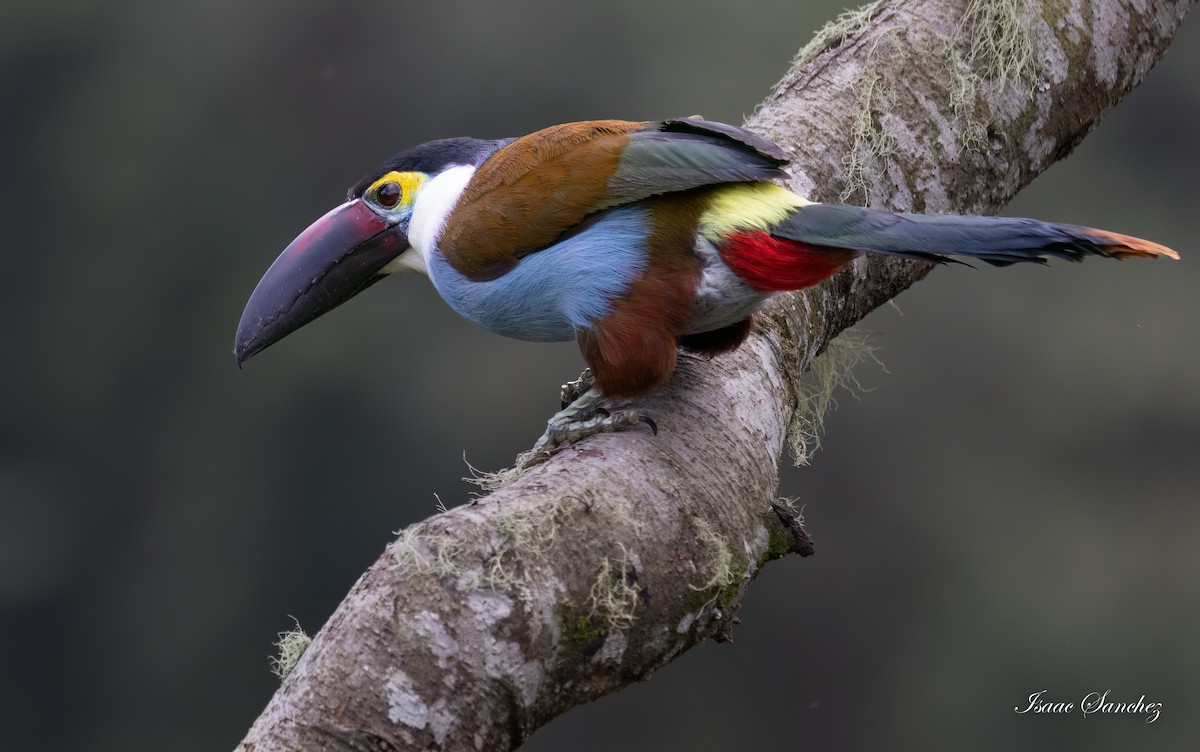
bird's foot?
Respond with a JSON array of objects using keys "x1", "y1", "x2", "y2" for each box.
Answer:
[
  {"x1": 530, "y1": 388, "x2": 657, "y2": 457},
  {"x1": 560, "y1": 368, "x2": 595, "y2": 408}
]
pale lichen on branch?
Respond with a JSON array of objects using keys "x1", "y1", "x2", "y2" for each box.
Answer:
[{"x1": 268, "y1": 617, "x2": 311, "y2": 680}]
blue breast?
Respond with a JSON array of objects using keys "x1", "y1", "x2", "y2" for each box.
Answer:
[{"x1": 427, "y1": 207, "x2": 651, "y2": 342}]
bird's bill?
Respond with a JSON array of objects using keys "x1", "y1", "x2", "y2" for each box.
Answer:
[{"x1": 234, "y1": 198, "x2": 408, "y2": 365}]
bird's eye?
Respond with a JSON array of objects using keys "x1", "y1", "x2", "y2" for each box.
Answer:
[{"x1": 377, "y1": 182, "x2": 402, "y2": 208}]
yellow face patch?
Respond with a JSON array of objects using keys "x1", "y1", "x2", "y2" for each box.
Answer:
[{"x1": 366, "y1": 171, "x2": 427, "y2": 209}]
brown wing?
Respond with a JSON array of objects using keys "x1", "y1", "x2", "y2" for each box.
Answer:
[{"x1": 438, "y1": 118, "x2": 790, "y2": 281}]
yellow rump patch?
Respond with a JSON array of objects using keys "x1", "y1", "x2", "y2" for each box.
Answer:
[
  {"x1": 700, "y1": 183, "x2": 811, "y2": 242},
  {"x1": 367, "y1": 171, "x2": 427, "y2": 208}
]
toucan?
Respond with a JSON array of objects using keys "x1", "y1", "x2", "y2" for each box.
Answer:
[{"x1": 235, "y1": 118, "x2": 1177, "y2": 432}]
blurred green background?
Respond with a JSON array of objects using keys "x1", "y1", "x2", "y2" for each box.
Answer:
[{"x1": 2, "y1": 1, "x2": 1197, "y2": 750}]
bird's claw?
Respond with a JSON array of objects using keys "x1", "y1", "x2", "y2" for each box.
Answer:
[
  {"x1": 585, "y1": 407, "x2": 656, "y2": 436},
  {"x1": 532, "y1": 387, "x2": 657, "y2": 456}
]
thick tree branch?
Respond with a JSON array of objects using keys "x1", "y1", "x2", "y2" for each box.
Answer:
[{"x1": 238, "y1": 1, "x2": 1192, "y2": 749}]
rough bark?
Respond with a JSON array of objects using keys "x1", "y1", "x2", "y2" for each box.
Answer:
[{"x1": 238, "y1": 1, "x2": 1193, "y2": 750}]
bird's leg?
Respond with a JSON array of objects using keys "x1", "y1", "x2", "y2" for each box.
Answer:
[{"x1": 531, "y1": 383, "x2": 658, "y2": 457}]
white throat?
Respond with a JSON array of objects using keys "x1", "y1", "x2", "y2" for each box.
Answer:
[{"x1": 408, "y1": 164, "x2": 476, "y2": 266}]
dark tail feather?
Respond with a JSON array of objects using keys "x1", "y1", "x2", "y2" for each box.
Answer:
[{"x1": 774, "y1": 204, "x2": 1179, "y2": 266}]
